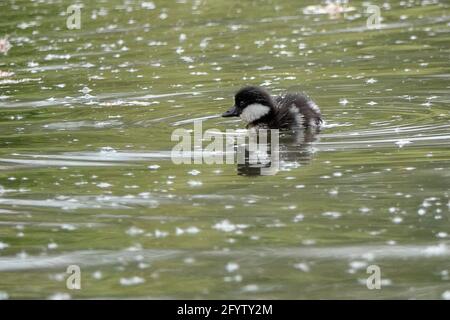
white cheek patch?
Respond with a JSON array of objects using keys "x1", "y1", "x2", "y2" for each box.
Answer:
[{"x1": 240, "y1": 103, "x2": 270, "y2": 123}]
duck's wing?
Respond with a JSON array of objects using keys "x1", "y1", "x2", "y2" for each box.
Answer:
[{"x1": 275, "y1": 93, "x2": 322, "y2": 128}]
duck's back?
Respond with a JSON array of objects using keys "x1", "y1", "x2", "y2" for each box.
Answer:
[{"x1": 273, "y1": 93, "x2": 322, "y2": 129}]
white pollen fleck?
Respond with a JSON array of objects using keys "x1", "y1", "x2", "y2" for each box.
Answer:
[
  {"x1": 339, "y1": 98, "x2": 349, "y2": 105},
  {"x1": 442, "y1": 291, "x2": 450, "y2": 300},
  {"x1": 97, "y1": 182, "x2": 112, "y2": 188},
  {"x1": 294, "y1": 263, "x2": 310, "y2": 272},
  {"x1": 392, "y1": 216, "x2": 403, "y2": 224},
  {"x1": 187, "y1": 180, "x2": 202, "y2": 187},
  {"x1": 120, "y1": 276, "x2": 145, "y2": 286},
  {"x1": 188, "y1": 169, "x2": 201, "y2": 176},
  {"x1": 48, "y1": 242, "x2": 58, "y2": 250},
  {"x1": 225, "y1": 262, "x2": 239, "y2": 273},
  {"x1": 322, "y1": 211, "x2": 341, "y2": 219}
]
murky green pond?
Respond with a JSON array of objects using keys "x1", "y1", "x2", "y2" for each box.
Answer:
[{"x1": 0, "y1": 0, "x2": 449, "y2": 299}]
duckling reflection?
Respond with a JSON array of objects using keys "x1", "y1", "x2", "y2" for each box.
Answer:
[{"x1": 236, "y1": 127, "x2": 320, "y2": 176}]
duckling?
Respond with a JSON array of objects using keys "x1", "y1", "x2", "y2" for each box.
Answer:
[{"x1": 222, "y1": 86, "x2": 322, "y2": 130}]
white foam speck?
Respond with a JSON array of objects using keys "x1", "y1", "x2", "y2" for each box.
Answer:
[
  {"x1": 48, "y1": 293, "x2": 71, "y2": 300},
  {"x1": 175, "y1": 227, "x2": 184, "y2": 236},
  {"x1": 213, "y1": 220, "x2": 248, "y2": 233},
  {"x1": 141, "y1": 1, "x2": 156, "y2": 10},
  {"x1": 120, "y1": 276, "x2": 145, "y2": 286},
  {"x1": 349, "y1": 261, "x2": 368, "y2": 270},
  {"x1": 0, "y1": 242, "x2": 9, "y2": 250},
  {"x1": 294, "y1": 263, "x2": 310, "y2": 272},
  {"x1": 47, "y1": 242, "x2": 58, "y2": 250},
  {"x1": 61, "y1": 224, "x2": 77, "y2": 231},
  {"x1": 126, "y1": 226, "x2": 145, "y2": 236},
  {"x1": 242, "y1": 284, "x2": 259, "y2": 292},
  {"x1": 322, "y1": 211, "x2": 341, "y2": 219},
  {"x1": 187, "y1": 180, "x2": 202, "y2": 187},
  {"x1": 186, "y1": 226, "x2": 200, "y2": 234},
  {"x1": 442, "y1": 291, "x2": 450, "y2": 300},
  {"x1": 79, "y1": 86, "x2": 92, "y2": 94},
  {"x1": 225, "y1": 262, "x2": 239, "y2": 273},
  {"x1": 389, "y1": 207, "x2": 397, "y2": 213},
  {"x1": 154, "y1": 229, "x2": 169, "y2": 238},
  {"x1": 176, "y1": 226, "x2": 200, "y2": 235},
  {"x1": 97, "y1": 182, "x2": 112, "y2": 188},
  {"x1": 339, "y1": 98, "x2": 349, "y2": 105},
  {"x1": 395, "y1": 139, "x2": 411, "y2": 148},
  {"x1": 392, "y1": 216, "x2": 403, "y2": 224},
  {"x1": 423, "y1": 243, "x2": 447, "y2": 256},
  {"x1": 224, "y1": 275, "x2": 243, "y2": 282}
]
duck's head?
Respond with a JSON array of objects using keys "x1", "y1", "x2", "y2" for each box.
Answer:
[{"x1": 222, "y1": 86, "x2": 275, "y2": 124}]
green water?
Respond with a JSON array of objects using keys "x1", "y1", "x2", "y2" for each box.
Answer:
[{"x1": 0, "y1": 0, "x2": 449, "y2": 299}]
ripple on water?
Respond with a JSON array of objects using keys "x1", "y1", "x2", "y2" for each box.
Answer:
[{"x1": 0, "y1": 249, "x2": 179, "y2": 272}]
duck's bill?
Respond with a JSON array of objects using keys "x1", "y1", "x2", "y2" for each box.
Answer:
[{"x1": 222, "y1": 105, "x2": 239, "y2": 117}]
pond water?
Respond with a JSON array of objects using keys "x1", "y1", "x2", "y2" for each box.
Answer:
[{"x1": 0, "y1": 0, "x2": 449, "y2": 299}]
